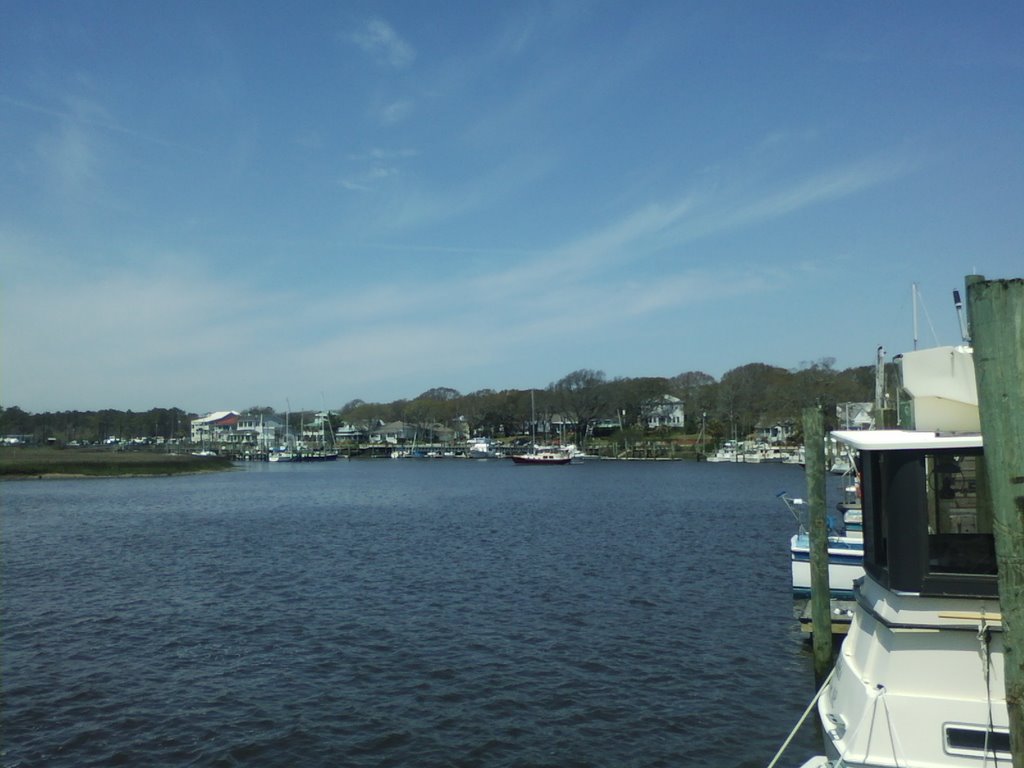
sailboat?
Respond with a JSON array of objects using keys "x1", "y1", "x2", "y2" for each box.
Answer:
[
  {"x1": 269, "y1": 404, "x2": 296, "y2": 462},
  {"x1": 512, "y1": 391, "x2": 572, "y2": 465},
  {"x1": 300, "y1": 410, "x2": 339, "y2": 461}
]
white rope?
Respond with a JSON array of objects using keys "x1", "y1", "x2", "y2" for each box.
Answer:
[
  {"x1": 823, "y1": 677, "x2": 884, "y2": 768},
  {"x1": 878, "y1": 686, "x2": 908, "y2": 766},
  {"x1": 977, "y1": 615, "x2": 1002, "y2": 767},
  {"x1": 765, "y1": 666, "x2": 836, "y2": 768}
]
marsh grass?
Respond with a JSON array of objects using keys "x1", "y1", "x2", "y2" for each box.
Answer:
[{"x1": 0, "y1": 447, "x2": 234, "y2": 478}]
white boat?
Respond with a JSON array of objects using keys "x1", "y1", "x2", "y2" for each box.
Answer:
[
  {"x1": 706, "y1": 440, "x2": 739, "y2": 462},
  {"x1": 781, "y1": 493, "x2": 864, "y2": 600},
  {"x1": 511, "y1": 449, "x2": 572, "y2": 465},
  {"x1": 513, "y1": 391, "x2": 573, "y2": 466},
  {"x1": 802, "y1": 345, "x2": 1010, "y2": 766},
  {"x1": 828, "y1": 453, "x2": 854, "y2": 475},
  {"x1": 835, "y1": 482, "x2": 863, "y2": 535},
  {"x1": 788, "y1": 533, "x2": 864, "y2": 600},
  {"x1": 466, "y1": 437, "x2": 503, "y2": 459},
  {"x1": 561, "y1": 443, "x2": 585, "y2": 463},
  {"x1": 270, "y1": 405, "x2": 298, "y2": 462},
  {"x1": 783, "y1": 445, "x2": 806, "y2": 465}
]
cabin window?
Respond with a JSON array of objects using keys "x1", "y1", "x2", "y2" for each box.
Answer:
[
  {"x1": 861, "y1": 447, "x2": 996, "y2": 595},
  {"x1": 924, "y1": 452, "x2": 997, "y2": 578},
  {"x1": 944, "y1": 725, "x2": 1011, "y2": 758}
]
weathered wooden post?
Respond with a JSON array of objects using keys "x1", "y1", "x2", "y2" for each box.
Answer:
[
  {"x1": 804, "y1": 404, "x2": 833, "y2": 684},
  {"x1": 966, "y1": 274, "x2": 1024, "y2": 767}
]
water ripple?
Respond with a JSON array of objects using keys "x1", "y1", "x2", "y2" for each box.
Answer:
[{"x1": 3, "y1": 460, "x2": 824, "y2": 767}]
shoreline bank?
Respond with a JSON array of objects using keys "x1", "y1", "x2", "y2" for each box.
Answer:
[{"x1": 0, "y1": 447, "x2": 234, "y2": 479}]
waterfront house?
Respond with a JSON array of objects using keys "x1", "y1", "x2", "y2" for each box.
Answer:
[
  {"x1": 837, "y1": 401, "x2": 874, "y2": 430},
  {"x1": 370, "y1": 421, "x2": 419, "y2": 444},
  {"x1": 190, "y1": 411, "x2": 286, "y2": 449},
  {"x1": 190, "y1": 411, "x2": 241, "y2": 445},
  {"x1": 754, "y1": 419, "x2": 797, "y2": 445},
  {"x1": 642, "y1": 394, "x2": 685, "y2": 429},
  {"x1": 236, "y1": 413, "x2": 284, "y2": 448},
  {"x1": 335, "y1": 421, "x2": 370, "y2": 443}
]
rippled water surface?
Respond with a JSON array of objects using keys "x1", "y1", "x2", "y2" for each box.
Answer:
[{"x1": 3, "y1": 459, "x2": 825, "y2": 767}]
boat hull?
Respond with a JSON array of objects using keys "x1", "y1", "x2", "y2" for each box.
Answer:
[
  {"x1": 790, "y1": 533, "x2": 864, "y2": 599},
  {"x1": 816, "y1": 577, "x2": 1008, "y2": 766},
  {"x1": 511, "y1": 453, "x2": 572, "y2": 465}
]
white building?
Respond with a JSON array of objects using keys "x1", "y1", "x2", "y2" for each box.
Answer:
[
  {"x1": 191, "y1": 411, "x2": 285, "y2": 447},
  {"x1": 643, "y1": 395, "x2": 685, "y2": 429},
  {"x1": 190, "y1": 411, "x2": 241, "y2": 444},
  {"x1": 236, "y1": 414, "x2": 284, "y2": 448}
]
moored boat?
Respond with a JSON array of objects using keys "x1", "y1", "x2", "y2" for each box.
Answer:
[
  {"x1": 801, "y1": 344, "x2": 1010, "y2": 766},
  {"x1": 466, "y1": 436, "x2": 503, "y2": 459},
  {"x1": 511, "y1": 450, "x2": 572, "y2": 465},
  {"x1": 513, "y1": 390, "x2": 573, "y2": 465},
  {"x1": 781, "y1": 493, "x2": 864, "y2": 600}
]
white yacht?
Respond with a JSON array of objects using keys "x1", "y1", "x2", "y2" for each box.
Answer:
[
  {"x1": 466, "y1": 436, "x2": 503, "y2": 459},
  {"x1": 802, "y1": 345, "x2": 1011, "y2": 766}
]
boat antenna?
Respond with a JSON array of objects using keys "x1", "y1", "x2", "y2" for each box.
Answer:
[
  {"x1": 953, "y1": 289, "x2": 970, "y2": 342},
  {"x1": 912, "y1": 283, "x2": 919, "y2": 350}
]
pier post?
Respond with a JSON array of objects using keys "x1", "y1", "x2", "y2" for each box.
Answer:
[
  {"x1": 803, "y1": 405, "x2": 833, "y2": 684},
  {"x1": 967, "y1": 274, "x2": 1024, "y2": 767}
]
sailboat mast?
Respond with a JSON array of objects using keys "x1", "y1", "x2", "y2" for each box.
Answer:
[{"x1": 531, "y1": 390, "x2": 536, "y2": 445}]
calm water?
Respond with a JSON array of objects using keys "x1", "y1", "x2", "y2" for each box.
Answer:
[{"x1": 2, "y1": 459, "x2": 825, "y2": 767}]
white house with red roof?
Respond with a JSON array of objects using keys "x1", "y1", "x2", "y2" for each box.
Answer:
[{"x1": 190, "y1": 411, "x2": 241, "y2": 444}]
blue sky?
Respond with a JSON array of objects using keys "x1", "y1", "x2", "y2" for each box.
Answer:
[{"x1": 3, "y1": 1, "x2": 1022, "y2": 414}]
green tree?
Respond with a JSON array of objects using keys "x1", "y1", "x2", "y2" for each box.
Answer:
[
  {"x1": 603, "y1": 376, "x2": 671, "y2": 429},
  {"x1": 670, "y1": 371, "x2": 718, "y2": 431},
  {"x1": 717, "y1": 363, "x2": 790, "y2": 439},
  {"x1": 549, "y1": 369, "x2": 608, "y2": 447}
]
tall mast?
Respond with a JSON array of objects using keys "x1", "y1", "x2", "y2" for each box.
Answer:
[{"x1": 912, "y1": 282, "x2": 919, "y2": 350}]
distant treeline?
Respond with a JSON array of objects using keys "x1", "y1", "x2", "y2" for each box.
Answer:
[
  {"x1": 2, "y1": 358, "x2": 880, "y2": 446},
  {"x1": 0, "y1": 407, "x2": 193, "y2": 445}
]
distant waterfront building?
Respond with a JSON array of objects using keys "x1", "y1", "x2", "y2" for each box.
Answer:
[
  {"x1": 336, "y1": 420, "x2": 372, "y2": 442},
  {"x1": 236, "y1": 413, "x2": 283, "y2": 448},
  {"x1": 190, "y1": 411, "x2": 291, "y2": 448},
  {"x1": 837, "y1": 402, "x2": 874, "y2": 430},
  {"x1": 190, "y1": 411, "x2": 241, "y2": 445},
  {"x1": 370, "y1": 421, "x2": 419, "y2": 444},
  {"x1": 754, "y1": 419, "x2": 797, "y2": 444},
  {"x1": 642, "y1": 395, "x2": 685, "y2": 429}
]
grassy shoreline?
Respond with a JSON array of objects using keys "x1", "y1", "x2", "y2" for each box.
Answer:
[{"x1": 0, "y1": 447, "x2": 235, "y2": 479}]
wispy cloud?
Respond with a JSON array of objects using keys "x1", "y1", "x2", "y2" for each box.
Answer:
[
  {"x1": 34, "y1": 121, "x2": 98, "y2": 196},
  {"x1": 653, "y1": 153, "x2": 917, "y2": 250},
  {"x1": 340, "y1": 164, "x2": 400, "y2": 191},
  {"x1": 347, "y1": 148, "x2": 419, "y2": 162},
  {"x1": 349, "y1": 17, "x2": 416, "y2": 68},
  {"x1": 2, "y1": 93, "x2": 193, "y2": 151},
  {"x1": 1, "y1": 142, "x2": 918, "y2": 412},
  {"x1": 379, "y1": 99, "x2": 414, "y2": 125},
  {"x1": 340, "y1": 147, "x2": 419, "y2": 191},
  {"x1": 730, "y1": 158, "x2": 909, "y2": 226}
]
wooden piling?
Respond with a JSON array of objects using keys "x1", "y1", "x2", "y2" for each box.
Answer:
[
  {"x1": 803, "y1": 405, "x2": 833, "y2": 684},
  {"x1": 966, "y1": 275, "x2": 1024, "y2": 768}
]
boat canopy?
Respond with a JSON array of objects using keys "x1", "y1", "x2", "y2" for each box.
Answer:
[{"x1": 832, "y1": 429, "x2": 982, "y2": 452}]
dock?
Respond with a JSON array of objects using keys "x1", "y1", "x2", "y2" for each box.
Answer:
[{"x1": 796, "y1": 599, "x2": 855, "y2": 635}]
